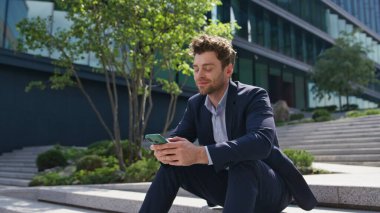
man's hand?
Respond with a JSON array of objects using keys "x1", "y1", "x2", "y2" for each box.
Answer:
[{"x1": 150, "y1": 136, "x2": 209, "y2": 166}]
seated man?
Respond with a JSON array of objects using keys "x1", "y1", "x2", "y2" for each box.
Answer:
[{"x1": 140, "y1": 34, "x2": 317, "y2": 213}]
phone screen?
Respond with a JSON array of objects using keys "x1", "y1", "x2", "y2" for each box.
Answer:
[{"x1": 145, "y1": 134, "x2": 168, "y2": 144}]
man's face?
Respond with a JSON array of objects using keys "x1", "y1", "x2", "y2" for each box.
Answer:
[{"x1": 193, "y1": 51, "x2": 232, "y2": 95}]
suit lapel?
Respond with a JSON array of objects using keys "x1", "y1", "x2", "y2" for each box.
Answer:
[
  {"x1": 200, "y1": 99, "x2": 214, "y2": 145},
  {"x1": 226, "y1": 81, "x2": 237, "y2": 140}
]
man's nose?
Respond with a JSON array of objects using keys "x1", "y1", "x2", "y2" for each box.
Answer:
[{"x1": 197, "y1": 68, "x2": 206, "y2": 77}]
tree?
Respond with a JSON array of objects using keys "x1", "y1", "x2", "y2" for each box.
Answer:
[
  {"x1": 311, "y1": 31, "x2": 377, "y2": 110},
  {"x1": 17, "y1": 0, "x2": 235, "y2": 170}
]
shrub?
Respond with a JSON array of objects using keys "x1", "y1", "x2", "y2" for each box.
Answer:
[
  {"x1": 76, "y1": 155, "x2": 104, "y2": 171},
  {"x1": 62, "y1": 147, "x2": 86, "y2": 162},
  {"x1": 365, "y1": 109, "x2": 380, "y2": 115},
  {"x1": 74, "y1": 167, "x2": 124, "y2": 184},
  {"x1": 125, "y1": 158, "x2": 160, "y2": 182},
  {"x1": 36, "y1": 149, "x2": 68, "y2": 171},
  {"x1": 86, "y1": 140, "x2": 111, "y2": 156},
  {"x1": 312, "y1": 109, "x2": 331, "y2": 122},
  {"x1": 307, "y1": 105, "x2": 337, "y2": 112},
  {"x1": 273, "y1": 100, "x2": 290, "y2": 122},
  {"x1": 342, "y1": 104, "x2": 358, "y2": 111},
  {"x1": 346, "y1": 110, "x2": 364, "y2": 118},
  {"x1": 283, "y1": 149, "x2": 314, "y2": 168},
  {"x1": 29, "y1": 172, "x2": 73, "y2": 186},
  {"x1": 86, "y1": 140, "x2": 140, "y2": 164},
  {"x1": 105, "y1": 140, "x2": 145, "y2": 165},
  {"x1": 103, "y1": 156, "x2": 119, "y2": 167},
  {"x1": 319, "y1": 105, "x2": 337, "y2": 112},
  {"x1": 289, "y1": 113, "x2": 305, "y2": 121}
]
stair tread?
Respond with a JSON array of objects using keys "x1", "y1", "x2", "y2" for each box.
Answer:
[{"x1": 0, "y1": 195, "x2": 102, "y2": 213}]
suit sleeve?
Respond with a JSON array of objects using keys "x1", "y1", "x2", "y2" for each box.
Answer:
[
  {"x1": 207, "y1": 88, "x2": 275, "y2": 172},
  {"x1": 170, "y1": 100, "x2": 197, "y2": 142}
]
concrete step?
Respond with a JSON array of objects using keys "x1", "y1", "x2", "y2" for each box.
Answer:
[
  {"x1": 0, "y1": 172, "x2": 35, "y2": 179},
  {"x1": 0, "y1": 178, "x2": 29, "y2": 187},
  {"x1": 278, "y1": 120, "x2": 380, "y2": 129},
  {"x1": 279, "y1": 132, "x2": 380, "y2": 141},
  {"x1": 277, "y1": 127, "x2": 380, "y2": 138},
  {"x1": 281, "y1": 142, "x2": 380, "y2": 150},
  {"x1": 0, "y1": 157, "x2": 37, "y2": 163},
  {"x1": 0, "y1": 162, "x2": 36, "y2": 168},
  {"x1": 37, "y1": 186, "x2": 211, "y2": 213},
  {"x1": 325, "y1": 162, "x2": 380, "y2": 167},
  {"x1": 1, "y1": 150, "x2": 46, "y2": 155},
  {"x1": 0, "y1": 185, "x2": 20, "y2": 190},
  {"x1": 20, "y1": 146, "x2": 53, "y2": 151},
  {"x1": 0, "y1": 159, "x2": 38, "y2": 163},
  {"x1": 0, "y1": 167, "x2": 38, "y2": 173},
  {"x1": 0, "y1": 195, "x2": 102, "y2": 213},
  {"x1": 35, "y1": 181, "x2": 380, "y2": 212},
  {"x1": 277, "y1": 124, "x2": 380, "y2": 134},
  {"x1": 277, "y1": 119, "x2": 380, "y2": 132},
  {"x1": 314, "y1": 154, "x2": 380, "y2": 162},
  {"x1": 0, "y1": 152, "x2": 38, "y2": 158},
  {"x1": 278, "y1": 122, "x2": 380, "y2": 130},
  {"x1": 280, "y1": 137, "x2": 380, "y2": 144},
  {"x1": 278, "y1": 118, "x2": 380, "y2": 130},
  {"x1": 280, "y1": 137, "x2": 380, "y2": 146},
  {"x1": 308, "y1": 148, "x2": 380, "y2": 155}
]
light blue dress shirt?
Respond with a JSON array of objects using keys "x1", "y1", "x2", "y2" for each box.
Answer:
[{"x1": 204, "y1": 84, "x2": 229, "y2": 165}]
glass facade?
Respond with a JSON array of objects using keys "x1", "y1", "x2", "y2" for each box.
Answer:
[
  {"x1": 1, "y1": 0, "x2": 379, "y2": 109},
  {"x1": 269, "y1": 0, "x2": 327, "y2": 32},
  {"x1": 217, "y1": 0, "x2": 339, "y2": 108},
  {"x1": 331, "y1": 0, "x2": 380, "y2": 35}
]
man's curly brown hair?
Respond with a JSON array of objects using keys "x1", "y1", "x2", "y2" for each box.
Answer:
[{"x1": 189, "y1": 34, "x2": 236, "y2": 69}]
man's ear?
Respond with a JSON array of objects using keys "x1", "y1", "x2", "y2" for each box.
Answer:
[{"x1": 225, "y1": 63, "x2": 234, "y2": 77}]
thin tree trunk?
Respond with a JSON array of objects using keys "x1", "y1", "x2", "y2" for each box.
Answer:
[
  {"x1": 162, "y1": 94, "x2": 178, "y2": 134},
  {"x1": 100, "y1": 53, "x2": 125, "y2": 171}
]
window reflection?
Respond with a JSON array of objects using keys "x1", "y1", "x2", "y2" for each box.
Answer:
[{"x1": 4, "y1": 0, "x2": 28, "y2": 50}]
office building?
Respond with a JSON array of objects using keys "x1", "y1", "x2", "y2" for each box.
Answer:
[{"x1": 1, "y1": 0, "x2": 380, "y2": 150}]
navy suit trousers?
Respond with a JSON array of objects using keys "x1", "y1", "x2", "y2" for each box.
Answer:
[{"x1": 139, "y1": 160, "x2": 292, "y2": 213}]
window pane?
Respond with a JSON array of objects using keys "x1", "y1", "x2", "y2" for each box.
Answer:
[
  {"x1": 24, "y1": 0, "x2": 54, "y2": 57},
  {"x1": 0, "y1": 0, "x2": 6, "y2": 47},
  {"x1": 254, "y1": 61, "x2": 268, "y2": 89},
  {"x1": 295, "y1": 75, "x2": 305, "y2": 109},
  {"x1": 4, "y1": 0, "x2": 28, "y2": 50},
  {"x1": 270, "y1": 13, "x2": 279, "y2": 51},
  {"x1": 238, "y1": 53, "x2": 253, "y2": 85}
]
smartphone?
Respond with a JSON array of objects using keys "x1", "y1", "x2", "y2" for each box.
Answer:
[{"x1": 145, "y1": 134, "x2": 168, "y2": 145}]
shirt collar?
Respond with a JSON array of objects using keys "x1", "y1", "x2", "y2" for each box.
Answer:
[{"x1": 204, "y1": 83, "x2": 229, "y2": 115}]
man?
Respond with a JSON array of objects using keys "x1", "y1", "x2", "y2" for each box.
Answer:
[{"x1": 140, "y1": 35, "x2": 317, "y2": 213}]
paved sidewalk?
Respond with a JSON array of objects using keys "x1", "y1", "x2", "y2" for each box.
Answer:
[
  {"x1": 283, "y1": 205, "x2": 379, "y2": 212},
  {"x1": 307, "y1": 162, "x2": 380, "y2": 188}
]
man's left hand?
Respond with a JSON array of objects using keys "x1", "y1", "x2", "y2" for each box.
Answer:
[{"x1": 150, "y1": 136, "x2": 208, "y2": 166}]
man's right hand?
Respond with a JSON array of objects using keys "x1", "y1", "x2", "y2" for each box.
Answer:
[{"x1": 150, "y1": 137, "x2": 208, "y2": 166}]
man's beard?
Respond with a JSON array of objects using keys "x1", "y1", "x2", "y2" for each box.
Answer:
[{"x1": 197, "y1": 78, "x2": 225, "y2": 95}]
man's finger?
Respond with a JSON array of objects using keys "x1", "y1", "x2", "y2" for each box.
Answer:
[
  {"x1": 160, "y1": 149, "x2": 177, "y2": 156},
  {"x1": 168, "y1": 136, "x2": 185, "y2": 142},
  {"x1": 168, "y1": 161, "x2": 182, "y2": 166}
]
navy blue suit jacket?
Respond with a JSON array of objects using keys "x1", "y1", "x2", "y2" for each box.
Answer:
[{"x1": 172, "y1": 81, "x2": 317, "y2": 210}]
